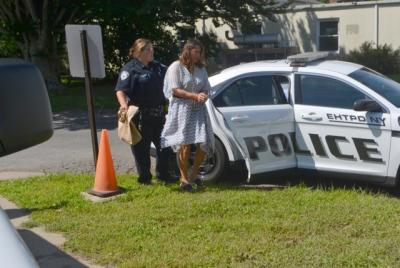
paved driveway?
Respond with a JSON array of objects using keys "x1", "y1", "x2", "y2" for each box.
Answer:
[{"x1": 0, "y1": 109, "x2": 142, "y2": 177}]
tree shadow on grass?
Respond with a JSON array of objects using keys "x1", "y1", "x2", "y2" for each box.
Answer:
[
  {"x1": 5, "y1": 201, "x2": 70, "y2": 219},
  {"x1": 204, "y1": 169, "x2": 400, "y2": 198},
  {"x1": 296, "y1": 176, "x2": 400, "y2": 198}
]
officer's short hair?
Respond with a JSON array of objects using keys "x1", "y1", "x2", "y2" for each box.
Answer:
[{"x1": 129, "y1": 38, "x2": 152, "y2": 59}]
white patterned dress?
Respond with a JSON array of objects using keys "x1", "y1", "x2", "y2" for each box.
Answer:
[{"x1": 161, "y1": 61, "x2": 214, "y2": 155}]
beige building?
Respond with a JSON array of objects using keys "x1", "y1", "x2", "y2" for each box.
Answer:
[
  {"x1": 266, "y1": 0, "x2": 400, "y2": 54},
  {"x1": 197, "y1": 0, "x2": 400, "y2": 56}
]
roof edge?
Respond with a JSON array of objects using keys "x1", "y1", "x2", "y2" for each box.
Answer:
[{"x1": 290, "y1": 0, "x2": 400, "y2": 11}]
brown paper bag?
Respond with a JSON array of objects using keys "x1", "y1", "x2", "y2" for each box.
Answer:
[{"x1": 117, "y1": 105, "x2": 142, "y2": 145}]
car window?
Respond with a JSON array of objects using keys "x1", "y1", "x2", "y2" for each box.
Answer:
[
  {"x1": 275, "y1": 76, "x2": 290, "y2": 100},
  {"x1": 221, "y1": 83, "x2": 242, "y2": 106},
  {"x1": 349, "y1": 68, "x2": 400, "y2": 108},
  {"x1": 296, "y1": 74, "x2": 367, "y2": 109},
  {"x1": 213, "y1": 75, "x2": 287, "y2": 107}
]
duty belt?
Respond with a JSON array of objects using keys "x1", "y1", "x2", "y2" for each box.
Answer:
[{"x1": 139, "y1": 105, "x2": 164, "y2": 117}]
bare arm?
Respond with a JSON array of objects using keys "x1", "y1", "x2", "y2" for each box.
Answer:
[
  {"x1": 172, "y1": 88, "x2": 208, "y2": 103},
  {"x1": 116, "y1": 90, "x2": 128, "y2": 111}
]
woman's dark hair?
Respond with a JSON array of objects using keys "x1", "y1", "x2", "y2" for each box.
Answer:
[{"x1": 179, "y1": 39, "x2": 206, "y2": 73}]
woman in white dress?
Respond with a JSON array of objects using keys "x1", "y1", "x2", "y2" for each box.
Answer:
[{"x1": 161, "y1": 40, "x2": 214, "y2": 191}]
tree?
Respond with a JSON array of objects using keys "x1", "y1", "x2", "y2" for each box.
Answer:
[
  {"x1": 0, "y1": 21, "x2": 21, "y2": 58},
  {"x1": 0, "y1": 0, "x2": 291, "y2": 89},
  {"x1": 93, "y1": 0, "x2": 292, "y2": 74},
  {"x1": 346, "y1": 42, "x2": 400, "y2": 75},
  {"x1": 0, "y1": 1, "x2": 94, "y2": 89}
]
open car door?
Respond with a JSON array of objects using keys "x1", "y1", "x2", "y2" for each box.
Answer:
[{"x1": 211, "y1": 73, "x2": 296, "y2": 181}]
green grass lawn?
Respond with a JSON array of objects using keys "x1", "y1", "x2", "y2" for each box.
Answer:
[
  {"x1": 1, "y1": 174, "x2": 400, "y2": 267},
  {"x1": 49, "y1": 80, "x2": 117, "y2": 112}
]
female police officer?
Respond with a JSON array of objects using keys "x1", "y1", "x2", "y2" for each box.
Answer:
[{"x1": 115, "y1": 38, "x2": 174, "y2": 184}]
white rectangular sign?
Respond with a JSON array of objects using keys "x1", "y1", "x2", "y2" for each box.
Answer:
[{"x1": 65, "y1": 24, "x2": 106, "y2": 78}]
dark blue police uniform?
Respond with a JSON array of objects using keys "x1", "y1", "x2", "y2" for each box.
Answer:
[{"x1": 115, "y1": 58, "x2": 172, "y2": 183}]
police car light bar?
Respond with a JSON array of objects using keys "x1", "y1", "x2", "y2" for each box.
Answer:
[{"x1": 287, "y1": 52, "x2": 330, "y2": 67}]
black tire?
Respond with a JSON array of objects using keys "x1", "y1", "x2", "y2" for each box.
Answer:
[
  {"x1": 199, "y1": 138, "x2": 227, "y2": 181},
  {"x1": 171, "y1": 138, "x2": 228, "y2": 182}
]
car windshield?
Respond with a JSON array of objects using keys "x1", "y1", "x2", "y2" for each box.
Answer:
[{"x1": 349, "y1": 68, "x2": 400, "y2": 107}]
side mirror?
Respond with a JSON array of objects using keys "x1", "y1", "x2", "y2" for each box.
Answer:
[
  {"x1": 0, "y1": 59, "x2": 53, "y2": 157},
  {"x1": 353, "y1": 99, "x2": 383, "y2": 112}
]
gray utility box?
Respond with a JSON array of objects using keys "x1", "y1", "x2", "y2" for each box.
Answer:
[{"x1": 0, "y1": 59, "x2": 53, "y2": 157}]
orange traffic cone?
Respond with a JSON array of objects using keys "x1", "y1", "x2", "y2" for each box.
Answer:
[{"x1": 88, "y1": 129, "x2": 123, "y2": 197}]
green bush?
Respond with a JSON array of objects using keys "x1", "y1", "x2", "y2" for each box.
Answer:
[
  {"x1": 0, "y1": 23, "x2": 21, "y2": 58},
  {"x1": 346, "y1": 42, "x2": 400, "y2": 75}
]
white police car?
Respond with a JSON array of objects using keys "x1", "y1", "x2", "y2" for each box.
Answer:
[{"x1": 193, "y1": 52, "x2": 400, "y2": 186}]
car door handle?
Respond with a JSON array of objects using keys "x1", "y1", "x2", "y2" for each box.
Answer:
[
  {"x1": 230, "y1": 115, "x2": 249, "y2": 122},
  {"x1": 301, "y1": 113, "x2": 322, "y2": 121}
]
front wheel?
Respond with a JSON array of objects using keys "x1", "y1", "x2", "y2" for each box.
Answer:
[
  {"x1": 198, "y1": 139, "x2": 227, "y2": 181},
  {"x1": 172, "y1": 139, "x2": 227, "y2": 182}
]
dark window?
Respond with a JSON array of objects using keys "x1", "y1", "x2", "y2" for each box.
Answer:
[
  {"x1": 296, "y1": 74, "x2": 367, "y2": 109},
  {"x1": 320, "y1": 21, "x2": 338, "y2": 35},
  {"x1": 349, "y1": 68, "x2": 400, "y2": 107},
  {"x1": 219, "y1": 83, "x2": 242, "y2": 107},
  {"x1": 213, "y1": 75, "x2": 287, "y2": 107},
  {"x1": 319, "y1": 20, "x2": 338, "y2": 51},
  {"x1": 275, "y1": 76, "x2": 290, "y2": 100},
  {"x1": 241, "y1": 23, "x2": 262, "y2": 35}
]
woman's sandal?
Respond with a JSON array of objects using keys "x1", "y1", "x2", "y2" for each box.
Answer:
[{"x1": 180, "y1": 182, "x2": 193, "y2": 192}]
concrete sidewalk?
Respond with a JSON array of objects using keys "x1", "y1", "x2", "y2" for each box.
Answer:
[
  {"x1": 0, "y1": 172, "x2": 45, "y2": 181},
  {"x1": 0, "y1": 196, "x2": 103, "y2": 268}
]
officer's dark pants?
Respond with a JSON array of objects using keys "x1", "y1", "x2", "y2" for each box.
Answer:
[{"x1": 131, "y1": 113, "x2": 170, "y2": 182}]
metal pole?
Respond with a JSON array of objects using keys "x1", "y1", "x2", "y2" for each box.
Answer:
[
  {"x1": 80, "y1": 30, "x2": 99, "y2": 168},
  {"x1": 375, "y1": 4, "x2": 379, "y2": 48}
]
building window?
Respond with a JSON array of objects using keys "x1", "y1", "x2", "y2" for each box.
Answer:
[
  {"x1": 318, "y1": 20, "x2": 339, "y2": 51},
  {"x1": 241, "y1": 23, "x2": 262, "y2": 35}
]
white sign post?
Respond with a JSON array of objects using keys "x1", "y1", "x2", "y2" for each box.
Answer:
[
  {"x1": 65, "y1": 24, "x2": 106, "y2": 167},
  {"x1": 65, "y1": 24, "x2": 105, "y2": 78}
]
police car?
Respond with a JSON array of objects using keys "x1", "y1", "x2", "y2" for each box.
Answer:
[{"x1": 188, "y1": 52, "x2": 400, "y2": 186}]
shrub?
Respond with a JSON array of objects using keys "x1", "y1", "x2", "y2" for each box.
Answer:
[
  {"x1": 346, "y1": 42, "x2": 400, "y2": 75},
  {"x1": 0, "y1": 23, "x2": 21, "y2": 58}
]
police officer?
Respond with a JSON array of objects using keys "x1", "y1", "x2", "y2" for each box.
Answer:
[{"x1": 115, "y1": 38, "x2": 174, "y2": 184}]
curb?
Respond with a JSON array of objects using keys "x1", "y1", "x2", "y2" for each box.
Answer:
[
  {"x1": 0, "y1": 196, "x2": 103, "y2": 268},
  {"x1": 0, "y1": 172, "x2": 45, "y2": 181}
]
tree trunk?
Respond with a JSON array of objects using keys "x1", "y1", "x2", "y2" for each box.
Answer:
[{"x1": 29, "y1": 38, "x2": 64, "y2": 91}]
